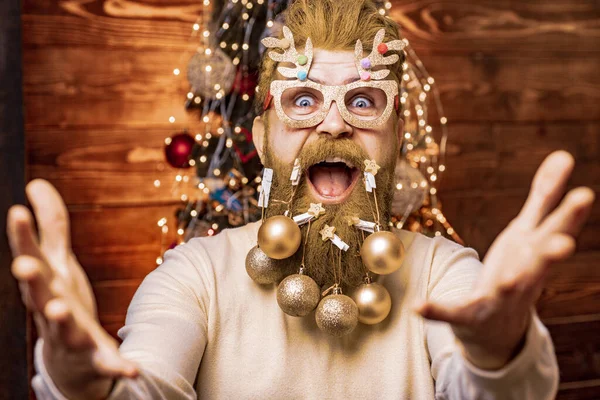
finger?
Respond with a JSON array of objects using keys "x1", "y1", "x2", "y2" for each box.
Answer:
[
  {"x1": 11, "y1": 256, "x2": 54, "y2": 313},
  {"x1": 26, "y1": 179, "x2": 71, "y2": 261},
  {"x1": 415, "y1": 301, "x2": 479, "y2": 326},
  {"x1": 538, "y1": 187, "x2": 595, "y2": 237},
  {"x1": 539, "y1": 233, "x2": 576, "y2": 263},
  {"x1": 515, "y1": 151, "x2": 574, "y2": 229},
  {"x1": 44, "y1": 299, "x2": 94, "y2": 350},
  {"x1": 91, "y1": 343, "x2": 139, "y2": 379},
  {"x1": 7, "y1": 205, "x2": 45, "y2": 259}
]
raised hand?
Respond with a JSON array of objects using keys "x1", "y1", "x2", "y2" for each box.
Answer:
[
  {"x1": 7, "y1": 180, "x2": 138, "y2": 399},
  {"x1": 417, "y1": 151, "x2": 595, "y2": 369}
]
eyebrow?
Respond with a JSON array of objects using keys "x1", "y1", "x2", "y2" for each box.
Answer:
[{"x1": 309, "y1": 76, "x2": 360, "y2": 85}]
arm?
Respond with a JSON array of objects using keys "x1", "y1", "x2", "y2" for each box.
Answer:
[
  {"x1": 424, "y1": 240, "x2": 558, "y2": 400},
  {"x1": 32, "y1": 241, "x2": 211, "y2": 400}
]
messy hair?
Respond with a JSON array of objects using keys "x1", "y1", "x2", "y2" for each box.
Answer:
[{"x1": 255, "y1": 0, "x2": 405, "y2": 114}]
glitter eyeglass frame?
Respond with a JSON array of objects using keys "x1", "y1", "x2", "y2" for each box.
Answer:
[{"x1": 267, "y1": 79, "x2": 399, "y2": 129}]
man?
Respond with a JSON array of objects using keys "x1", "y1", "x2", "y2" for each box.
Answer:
[{"x1": 7, "y1": 0, "x2": 595, "y2": 399}]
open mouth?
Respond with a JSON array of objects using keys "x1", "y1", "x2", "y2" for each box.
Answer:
[{"x1": 307, "y1": 157, "x2": 361, "y2": 204}]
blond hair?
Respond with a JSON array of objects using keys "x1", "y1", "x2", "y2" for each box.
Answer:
[{"x1": 255, "y1": 0, "x2": 405, "y2": 114}]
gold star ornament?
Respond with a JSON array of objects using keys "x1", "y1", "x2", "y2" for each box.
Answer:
[
  {"x1": 308, "y1": 203, "x2": 326, "y2": 218},
  {"x1": 364, "y1": 159, "x2": 381, "y2": 175},
  {"x1": 320, "y1": 225, "x2": 336, "y2": 241}
]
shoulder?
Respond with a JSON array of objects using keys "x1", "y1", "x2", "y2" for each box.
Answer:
[
  {"x1": 165, "y1": 222, "x2": 260, "y2": 270},
  {"x1": 394, "y1": 228, "x2": 474, "y2": 264},
  {"x1": 393, "y1": 229, "x2": 481, "y2": 294}
]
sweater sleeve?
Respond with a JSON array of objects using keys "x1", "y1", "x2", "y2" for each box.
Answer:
[
  {"x1": 424, "y1": 237, "x2": 559, "y2": 400},
  {"x1": 31, "y1": 241, "x2": 213, "y2": 400}
]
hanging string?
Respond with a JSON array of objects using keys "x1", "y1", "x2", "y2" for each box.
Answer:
[
  {"x1": 300, "y1": 219, "x2": 312, "y2": 270},
  {"x1": 363, "y1": 177, "x2": 379, "y2": 224},
  {"x1": 372, "y1": 188, "x2": 382, "y2": 228}
]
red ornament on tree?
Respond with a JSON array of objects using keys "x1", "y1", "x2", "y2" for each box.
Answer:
[{"x1": 165, "y1": 132, "x2": 195, "y2": 169}]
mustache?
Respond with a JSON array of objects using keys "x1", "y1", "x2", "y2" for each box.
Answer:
[{"x1": 296, "y1": 138, "x2": 370, "y2": 172}]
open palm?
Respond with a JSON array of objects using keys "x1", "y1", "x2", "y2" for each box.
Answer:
[{"x1": 7, "y1": 180, "x2": 138, "y2": 399}]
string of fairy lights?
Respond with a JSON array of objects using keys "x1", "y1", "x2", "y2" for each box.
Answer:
[{"x1": 154, "y1": 0, "x2": 462, "y2": 265}]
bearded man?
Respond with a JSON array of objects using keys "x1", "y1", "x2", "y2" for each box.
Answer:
[{"x1": 7, "y1": 0, "x2": 595, "y2": 399}]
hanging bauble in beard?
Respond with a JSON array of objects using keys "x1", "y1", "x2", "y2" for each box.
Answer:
[
  {"x1": 352, "y1": 276, "x2": 392, "y2": 325},
  {"x1": 245, "y1": 245, "x2": 285, "y2": 285},
  {"x1": 257, "y1": 215, "x2": 301, "y2": 259},
  {"x1": 361, "y1": 230, "x2": 405, "y2": 275},
  {"x1": 361, "y1": 159, "x2": 405, "y2": 275},
  {"x1": 316, "y1": 286, "x2": 359, "y2": 337},
  {"x1": 277, "y1": 271, "x2": 321, "y2": 317}
]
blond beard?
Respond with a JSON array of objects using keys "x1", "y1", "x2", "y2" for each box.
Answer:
[{"x1": 262, "y1": 120, "x2": 399, "y2": 289}]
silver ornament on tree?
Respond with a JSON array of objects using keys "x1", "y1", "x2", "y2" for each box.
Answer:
[
  {"x1": 316, "y1": 285, "x2": 359, "y2": 337},
  {"x1": 187, "y1": 48, "x2": 236, "y2": 100},
  {"x1": 245, "y1": 245, "x2": 285, "y2": 285},
  {"x1": 352, "y1": 275, "x2": 392, "y2": 324},
  {"x1": 392, "y1": 158, "x2": 428, "y2": 216}
]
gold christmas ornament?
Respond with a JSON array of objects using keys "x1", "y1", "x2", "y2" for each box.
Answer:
[
  {"x1": 277, "y1": 273, "x2": 321, "y2": 317},
  {"x1": 360, "y1": 231, "x2": 405, "y2": 275},
  {"x1": 315, "y1": 287, "x2": 359, "y2": 337},
  {"x1": 352, "y1": 277, "x2": 392, "y2": 325},
  {"x1": 257, "y1": 216, "x2": 302, "y2": 259},
  {"x1": 245, "y1": 245, "x2": 284, "y2": 285}
]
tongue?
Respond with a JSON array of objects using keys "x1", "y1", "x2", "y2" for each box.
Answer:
[{"x1": 310, "y1": 165, "x2": 351, "y2": 197}]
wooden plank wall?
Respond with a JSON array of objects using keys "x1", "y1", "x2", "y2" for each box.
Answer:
[
  {"x1": 0, "y1": 0, "x2": 27, "y2": 397},
  {"x1": 21, "y1": 0, "x2": 599, "y2": 398}
]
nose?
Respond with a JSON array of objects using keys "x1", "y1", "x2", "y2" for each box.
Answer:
[{"x1": 315, "y1": 102, "x2": 353, "y2": 139}]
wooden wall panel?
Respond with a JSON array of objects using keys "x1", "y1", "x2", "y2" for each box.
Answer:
[
  {"x1": 21, "y1": 0, "x2": 600, "y2": 398},
  {"x1": 0, "y1": 0, "x2": 28, "y2": 397}
]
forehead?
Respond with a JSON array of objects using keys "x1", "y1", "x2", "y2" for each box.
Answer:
[{"x1": 307, "y1": 49, "x2": 358, "y2": 85}]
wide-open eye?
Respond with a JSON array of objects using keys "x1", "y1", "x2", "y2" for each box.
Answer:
[
  {"x1": 281, "y1": 86, "x2": 323, "y2": 120},
  {"x1": 350, "y1": 96, "x2": 373, "y2": 108},
  {"x1": 295, "y1": 95, "x2": 316, "y2": 108},
  {"x1": 345, "y1": 87, "x2": 387, "y2": 119}
]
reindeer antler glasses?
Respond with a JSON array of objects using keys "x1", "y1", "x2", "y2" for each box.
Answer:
[{"x1": 262, "y1": 27, "x2": 406, "y2": 130}]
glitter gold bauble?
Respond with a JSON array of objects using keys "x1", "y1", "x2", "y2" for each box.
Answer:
[
  {"x1": 277, "y1": 274, "x2": 321, "y2": 317},
  {"x1": 245, "y1": 246, "x2": 284, "y2": 285},
  {"x1": 315, "y1": 293, "x2": 359, "y2": 337},
  {"x1": 360, "y1": 231, "x2": 405, "y2": 275},
  {"x1": 352, "y1": 280, "x2": 392, "y2": 325},
  {"x1": 257, "y1": 216, "x2": 301, "y2": 260}
]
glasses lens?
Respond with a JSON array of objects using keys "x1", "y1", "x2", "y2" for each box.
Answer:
[
  {"x1": 280, "y1": 87, "x2": 324, "y2": 121},
  {"x1": 344, "y1": 87, "x2": 388, "y2": 120}
]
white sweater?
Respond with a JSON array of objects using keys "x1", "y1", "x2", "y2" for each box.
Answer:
[{"x1": 33, "y1": 222, "x2": 559, "y2": 399}]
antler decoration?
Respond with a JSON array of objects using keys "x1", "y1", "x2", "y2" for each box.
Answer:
[
  {"x1": 261, "y1": 26, "x2": 314, "y2": 81},
  {"x1": 355, "y1": 29, "x2": 406, "y2": 81}
]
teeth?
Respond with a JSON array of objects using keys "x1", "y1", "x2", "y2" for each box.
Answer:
[{"x1": 322, "y1": 157, "x2": 355, "y2": 168}]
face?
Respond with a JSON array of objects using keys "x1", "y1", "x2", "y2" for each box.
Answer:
[{"x1": 253, "y1": 49, "x2": 403, "y2": 288}]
